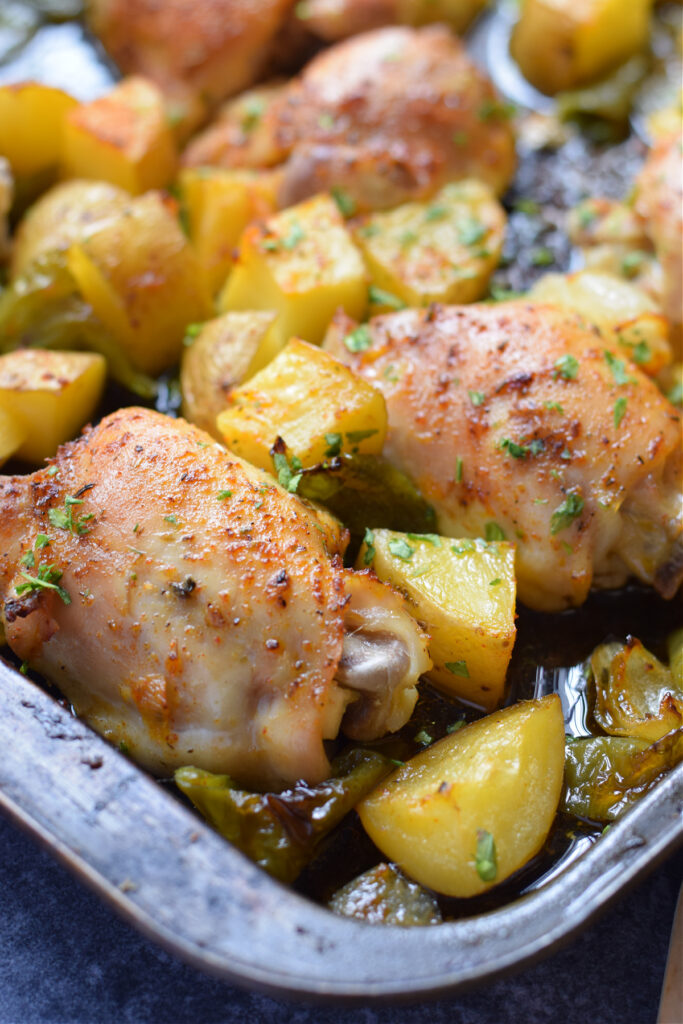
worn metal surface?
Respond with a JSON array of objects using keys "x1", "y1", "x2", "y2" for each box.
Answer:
[{"x1": 1, "y1": 656, "x2": 681, "y2": 1002}]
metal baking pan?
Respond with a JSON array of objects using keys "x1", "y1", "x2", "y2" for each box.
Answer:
[
  {"x1": 1, "y1": 1, "x2": 682, "y2": 1003},
  {"x1": 1, "y1": 655, "x2": 681, "y2": 1002}
]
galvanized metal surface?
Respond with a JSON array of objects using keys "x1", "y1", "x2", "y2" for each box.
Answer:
[{"x1": 1, "y1": 656, "x2": 681, "y2": 1002}]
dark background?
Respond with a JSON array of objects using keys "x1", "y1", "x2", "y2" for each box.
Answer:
[{"x1": 0, "y1": 812, "x2": 680, "y2": 1024}]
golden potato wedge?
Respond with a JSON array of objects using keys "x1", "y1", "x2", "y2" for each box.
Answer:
[
  {"x1": 0, "y1": 349, "x2": 106, "y2": 464},
  {"x1": 529, "y1": 270, "x2": 671, "y2": 376},
  {"x1": 357, "y1": 530, "x2": 516, "y2": 709},
  {"x1": 0, "y1": 82, "x2": 77, "y2": 179},
  {"x1": 67, "y1": 191, "x2": 210, "y2": 375},
  {"x1": 356, "y1": 180, "x2": 505, "y2": 310},
  {"x1": 180, "y1": 311, "x2": 277, "y2": 438},
  {"x1": 216, "y1": 337, "x2": 387, "y2": 472},
  {"x1": 0, "y1": 404, "x2": 26, "y2": 467},
  {"x1": 61, "y1": 77, "x2": 177, "y2": 195},
  {"x1": 11, "y1": 180, "x2": 130, "y2": 280},
  {"x1": 359, "y1": 695, "x2": 565, "y2": 898},
  {"x1": 219, "y1": 194, "x2": 367, "y2": 358},
  {"x1": 511, "y1": 0, "x2": 653, "y2": 95},
  {"x1": 180, "y1": 167, "x2": 279, "y2": 296}
]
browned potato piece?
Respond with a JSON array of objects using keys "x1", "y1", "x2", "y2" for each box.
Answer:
[
  {"x1": 180, "y1": 311, "x2": 277, "y2": 437},
  {"x1": 0, "y1": 82, "x2": 77, "y2": 179},
  {"x1": 359, "y1": 695, "x2": 565, "y2": 897},
  {"x1": 61, "y1": 77, "x2": 178, "y2": 195},
  {"x1": 511, "y1": 0, "x2": 653, "y2": 95},
  {"x1": 0, "y1": 350, "x2": 106, "y2": 464},
  {"x1": 10, "y1": 180, "x2": 130, "y2": 280},
  {"x1": 67, "y1": 192, "x2": 211, "y2": 375}
]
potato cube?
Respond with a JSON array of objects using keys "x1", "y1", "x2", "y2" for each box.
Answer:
[
  {"x1": 0, "y1": 404, "x2": 27, "y2": 467},
  {"x1": 511, "y1": 0, "x2": 653, "y2": 95},
  {"x1": 219, "y1": 194, "x2": 367, "y2": 359},
  {"x1": 0, "y1": 82, "x2": 77, "y2": 179},
  {"x1": 61, "y1": 77, "x2": 177, "y2": 195},
  {"x1": 529, "y1": 270, "x2": 671, "y2": 376},
  {"x1": 358, "y1": 530, "x2": 516, "y2": 709},
  {"x1": 0, "y1": 350, "x2": 106, "y2": 464},
  {"x1": 67, "y1": 192, "x2": 210, "y2": 375},
  {"x1": 216, "y1": 338, "x2": 387, "y2": 472},
  {"x1": 359, "y1": 695, "x2": 565, "y2": 897},
  {"x1": 181, "y1": 311, "x2": 277, "y2": 438},
  {"x1": 180, "y1": 167, "x2": 278, "y2": 296},
  {"x1": 355, "y1": 180, "x2": 505, "y2": 310}
]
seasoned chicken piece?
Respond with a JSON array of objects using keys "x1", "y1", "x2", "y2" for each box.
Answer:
[
  {"x1": 87, "y1": 0, "x2": 296, "y2": 132},
  {"x1": 184, "y1": 26, "x2": 516, "y2": 211},
  {"x1": 633, "y1": 131, "x2": 683, "y2": 345},
  {"x1": 296, "y1": 0, "x2": 489, "y2": 39},
  {"x1": 0, "y1": 408, "x2": 430, "y2": 788},
  {"x1": 325, "y1": 303, "x2": 683, "y2": 611}
]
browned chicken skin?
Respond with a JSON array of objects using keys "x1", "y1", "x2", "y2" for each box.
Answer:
[
  {"x1": 0, "y1": 408, "x2": 430, "y2": 788},
  {"x1": 183, "y1": 26, "x2": 516, "y2": 211},
  {"x1": 325, "y1": 302, "x2": 683, "y2": 611}
]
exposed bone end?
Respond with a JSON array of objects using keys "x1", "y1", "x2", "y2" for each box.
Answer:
[{"x1": 335, "y1": 569, "x2": 432, "y2": 741}]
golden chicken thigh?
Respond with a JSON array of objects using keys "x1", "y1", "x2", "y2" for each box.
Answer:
[
  {"x1": 0, "y1": 408, "x2": 430, "y2": 788},
  {"x1": 325, "y1": 302, "x2": 682, "y2": 611},
  {"x1": 184, "y1": 26, "x2": 516, "y2": 211}
]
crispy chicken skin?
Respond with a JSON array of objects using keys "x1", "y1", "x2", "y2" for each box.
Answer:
[
  {"x1": 183, "y1": 26, "x2": 516, "y2": 211},
  {"x1": 325, "y1": 302, "x2": 683, "y2": 611},
  {"x1": 634, "y1": 131, "x2": 683, "y2": 342},
  {"x1": 87, "y1": 0, "x2": 296, "y2": 130},
  {"x1": 0, "y1": 408, "x2": 430, "y2": 788}
]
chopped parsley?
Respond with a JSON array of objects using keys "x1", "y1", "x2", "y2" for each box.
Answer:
[
  {"x1": 399, "y1": 230, "x2": 418, "y2": 247},
  {"x1": 630, "y1": 340, "x2": 651, "y2": 365},
  {"x1": 331, "y1": 186, "x2": 356, "y2": 217},
  {"x1": 544, "y1": 400, "x2": 564, "y2": 413},
  {"x1": 362, "y1": 528, "x2": 375, "y2": 566},
  {"x1": 346, "y1": 428, "x2": 378, "y2": 444},
  {"x1": 324, "y1": 432, "x2": 342, "y2": 457},
  {"x1": 489, "y1": 578, "x2": 502, "y2": 586},
  {"x1": 530, "y1": 246, "x2": 554, "y2": 267},
  {"x1": 240, "y1": 96, "x2": 265, "y2": 133},
  {"x1": 478, "y1": 99, "x2": 515, "y2": 121},
  {"x1": 458, "y1": 217, "x2": 487, "y2": 247},
  {"x1": 468, "y1": 389, "x2": 485, "y2": 407},
  {"x1": 16, "y1": 563, "x2": 70, "y2": 605},
  {"x1": 48, "y1": 495, "x2": 94, "y2": 536},
  {"x1": 621, "y1": 249, "x2": 650, "y2": 276},
  {"x1": 164, "y1": 514, "x2": 178, "y2": 525},
  {"x1": 604, "y1": 350, "x2": 632, "y2": 386},
  {"x1": 388, "y1": 538, "x2": 415, "y2": 561},
  {"x1": 281, "y1": 221, "x2": 305, "y2": 250},
  {"x1": 414, "y1": 729, "x2": 433, "y2": 746},
  {"x1": 484, "y1": 522, "x2": 506, "y2": 541},
  {"x1": 513, "y1": 198, "x2": 540, "y2": 216},
  {"x1": 553, "y1": 354, "x2": 579, "y2": 381},
  {"x1": 455, "y1": 456, "x2": 464, "y2": 482},
  {"x1": 452, "y1": 130, "x2": 468, "y2": 146},
  {"x1": 343, "y1": 325, "x2": 373, "y2": 353},
  {"x1": 475, "y1": 829, "x2": 497, "y2": 882},
  {"x1": 272, "y1": 451, "x2": 302, "y2": 493},
  {"x1": 217, "y1": 490, "x2": 233, "y2": 500},
  {"x1": 368, "y1": 285, "x2": 406, "y2": 310},
  {"x1": 317, "y1": 111, "x2": 334, "y2": 130},
  {"x1": 425, "y1": 204, "x2": 448, "y2": 222},
  {"x1": 447, "y1": 719, "x2": 465, "y2": 734},
  {"x1": 406, "y1": 532, "x2": 441, "y2": 547},
  {"x1": 500, "y1": 437, "x2": 529, "y2": 459},
  {"x1": 550, "y1": 491, "x2": 584, "y2": 535},
  {"x1": 613, "y1": 396, "x2": 627, "y2": 429},
  {"x1": 445, "y1": 660, "x2": 469, "y2": 677}
]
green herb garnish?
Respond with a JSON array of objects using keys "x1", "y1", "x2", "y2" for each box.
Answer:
[
  {"x1": 550, "y1": 491, "x2": 584, "y2": 534},
  {"x1": 475, "y1": 829, "x2": 497, "y2": 882}
]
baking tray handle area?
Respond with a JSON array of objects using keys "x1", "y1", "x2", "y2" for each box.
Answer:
[{"x1": 1, "y1": 656, "x2": 682, "y2": 1003}]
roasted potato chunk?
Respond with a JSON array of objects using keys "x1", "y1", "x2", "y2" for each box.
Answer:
[
  {"x1": 10, "y1": 180, "x2": 130, "y2": 280},
  {"x1": 529, "y1": 270, "x2": 671, "y2": 376},
  {"x1": 180, "y1": 311, "x2": 277, "y2": 437},
  {"x1": 67, "y1": 192, "x2": 210, "y2": 375},
  {"x1": 219, "y1": 194, "x2": 368, "y2": 356},
  {"x1": 0, "y1": 404, "x2": 26, "y2": 467},
  {"x1": 0, "y1": 349, "x2": 106, "y2": 464},
  {"x1": 359, "y1": 695, "x2": 565, "y2": 897},
  {"x1": 511, "y1": 0, "x2": 653, "y2": 95},
  {"x1": 61, "y1": 77, "x2": 177, "y2": 195},
  {"x1": 180, "y1": 167, "x2": 279, "y2": 297},
  {"x1": 356, "y1": 180, "x2": 505, "y2": 309},
  {"x1": 357, "y1": 531, "x2": 516, "y2": 709},
  {"x1": 216, "y1": 338, "x2": 387, "y2": 472},
  {"x1": 0, "y1": 82, "x2": 77, "y2": 180}
]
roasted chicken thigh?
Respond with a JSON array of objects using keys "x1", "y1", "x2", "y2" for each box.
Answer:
[
  {"x1": 325, "y1": 302, "x2": 683, "y2": 611},
  {"x1": 183, "y1": 26, "x2": 516, "y2": 211},
  {"x1": 0, "y1": 408, "x2": 430, "y2": 787}
]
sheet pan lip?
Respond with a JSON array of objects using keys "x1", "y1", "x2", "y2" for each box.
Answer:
[{"x1": 1, "y1": 655, "x2": 682, "y2": 1004}]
